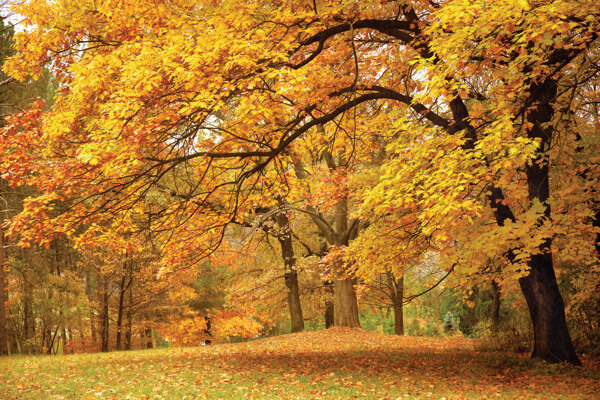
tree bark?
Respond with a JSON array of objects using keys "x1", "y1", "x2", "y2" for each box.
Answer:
[
  {"x1": 332, "y1": 196, "x2": 361, "y2": 328},
  {"x1": 125, "y1": 279, "x2": 133, "y2": 350},
  {"x1": 98, "y1": 273, "x2": 109, "y2": 352},
  {"x1": 116, "y1": 273, "x2": 126, "y2": 350},
  {"x1": 144, "y1": 321, "x2": 153, "y2": 349},
  {"x1": 390, "y1": 274, "x2": 404, "y2": 335},
  {"x1": 334, "y1": 278, "x2": 360, "y2": 327},
  {"x1": 324, "y1": 281, "x2": 334, "y2": 328},
  {"x1": 274, "y1": 212, "x2": 304, "y2": 333},
  {"x1": 0, "y1": 226, "x2": 8, "y2": 355},
  {"x1": 491, "y1": 280, "x2": 501, "y2": 333},
  {"x1": 20, "y1": 248, "x2": 34, "y2": 353},
  {"x1": 448, "y1": 70, "x2": 579, "y2": 363},
  {"x1": 507, "y1": 79, "x2": 579, "y2": 364}
]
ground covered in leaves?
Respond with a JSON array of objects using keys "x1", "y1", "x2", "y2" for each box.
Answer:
[{"x1": 1, "y1": 328, "x2": 599, "y2": 399}]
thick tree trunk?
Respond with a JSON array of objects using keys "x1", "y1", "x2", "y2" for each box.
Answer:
[
  {"x1": 0, "y1": 227, "x2": 8, "y2": 355},
  {"x1": 334, "y1": 278, "x2": 360, "y2": 327},
  {"x1": 332, "y1": 196, "x2": 361, "y2": 328},
  {"x1": 285, "y1": 270, "x2": 304, "y2": 332},
  {"x1": 274, "y1": 212, "x2": 304, "y2": 333},
  {"x1": 519, "y1": 251, "x2": 579, "y2": 364},
  {"x1": 390, "y1": 274, "x2": 404, "y2": 335},
  {"x1": 517, "y1": 79, "x2": 579, "y2": 364}
]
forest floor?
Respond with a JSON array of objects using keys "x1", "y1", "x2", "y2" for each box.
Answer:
[{"x1": 0, "y1": 328, "x2": 599, "y2": 400}]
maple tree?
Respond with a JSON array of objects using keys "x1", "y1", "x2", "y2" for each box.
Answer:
[{"x1": 1, "y1": 0, "x2": 600, "y2": 365}]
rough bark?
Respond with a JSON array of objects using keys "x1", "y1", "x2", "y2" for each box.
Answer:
[
  {"x1": 446, "y1": 68, "x2": 580, "y2": 364},
  {"x1": 274, "y1": 212, "x2": 304, "y2": 333},
  {"x1": 515, "y1": 79, "x2": 578, "y2": 364},
  {"x1": 333, "y1": 277, "x2": 360, "y2": 327},
  {"x1": 332, "y1": 196, "x2": 361, "y2": 328},
  {"x1": 0, "y1": 226, "x2": 8, "y2": 355},
  {"x1": 486, "y1": 78, "x2": 579, "y2": 364}
]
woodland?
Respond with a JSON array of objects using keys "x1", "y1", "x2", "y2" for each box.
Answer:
[{"x1": 0, "y1": 0, "x2": 599, "y2": 396}]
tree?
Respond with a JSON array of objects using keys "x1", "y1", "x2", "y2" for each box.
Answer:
[{"x1": 3, "y1": 0, "x2": 600, "y2": 363}]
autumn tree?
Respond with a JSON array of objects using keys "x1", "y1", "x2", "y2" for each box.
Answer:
[{"x1": 3, "y1": 0, "x2": 600, "y2": 364}]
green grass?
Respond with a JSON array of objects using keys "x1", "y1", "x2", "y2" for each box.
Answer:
[{"x1": 1, "y1": 328, "x2": 598, "y2": 399}]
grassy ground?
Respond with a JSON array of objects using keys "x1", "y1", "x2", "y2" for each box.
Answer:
[{"x1": 1, "y1": 328, "x2": 599, "y2": 399}]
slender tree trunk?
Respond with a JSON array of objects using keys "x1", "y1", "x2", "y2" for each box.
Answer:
[
  {"x1": 45, "y1": 326, "x2": 53, "y2": 354},
  {"x1": 22, "y1": 249, "x2": 34, "y2": 354},
  {"x1": 491, "y1": 280, "x2": 501, "y2": 333},
  {"x1": 0, "y1": 226, "x2": 8, "y2": 355},
  {"x1": 324, "y1": 281, "x2": 334, "y2": 328},
  {"x1": 143, "y1": 316, "x2": 153, "y2": 350},
  {"x1": 116, "y1": 274, "x2": 126, "y2": 350},
  {"x1": 86, "y1": 272, "x2": 97, "y2": 346},
  {"x1": 274, "y1": 212, "x2": 304, "y2": 333},
  {"x1": 23, "y1": 282, "x2": 34, "y2": 351},
  {"x1": 125, "y1": 280, "x2": 133, "y2": 350},
  {"x1": 594, "y1": 209, "x2": 600, "y2": 260},
  {"x1": 98, "y1": 274, "x2": 109, "y2": 352}
]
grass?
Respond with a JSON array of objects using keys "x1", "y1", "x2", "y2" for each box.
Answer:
[{"x1": 0, "y1": 328, "x2": 599, "y2": 399}]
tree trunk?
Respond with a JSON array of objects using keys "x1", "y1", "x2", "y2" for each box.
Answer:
[
  {"x1": 144, "y1": 325, "x2": 153, "y2": 349},
  {"x1": 516, "y1": 78, "x2": 579, "y2": 364},
  {"x1": 125, "y1": 280, "x2": 133, "y2": 350},
  {"x1": 45, "y1": 326, "x2": 54, "y2": 354},
  {"x1": 98, "y1": 274, "x2": 109, "y2": 352},
  {"x1": 274, "y1": 212, "x2": 304, "y2": 333},
  {"x1": 22, "y1": 249, "x2": 34, "y2": 354},
  {"x1": 334, "y1": 278, "x2": 360, "y2": 327},
  {"x1": 491, "y1": 280, "x2": 501, "y2": 333},
  {"x1": 332, "y1": 196, "x2": 361, "y2": 328},
  {"x1": 390, "y1": 274, "x2": 404, "y2": 335},
  {"x1": 594, "y1": 209, "x2": 600, "y2": 260},
  {"x1": 22, "y1": 250, "x2": 35, "y2": 353},
  {"x1": 0, "y1": 226, "x2": 8, "y2": 355},
  {"x1": 23, "y1": 283, "x2": 34, "y2": 351},
  {"x1": 324, "y1": 281, "x2": 334, "y2": 328},
  {"x1": 116, "y1": 274, "x2": 126, "y2": 350},
  {"x1": 519, "y1": 252, "x2": 579, "y2": 364},
  {"x1": 86, "y1": 273, "x2": 97, "y2": 346}
]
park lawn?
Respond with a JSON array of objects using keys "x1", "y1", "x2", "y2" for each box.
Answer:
[{"x1": 0, "y1": 328, "x2": 598, "y2": 400}]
